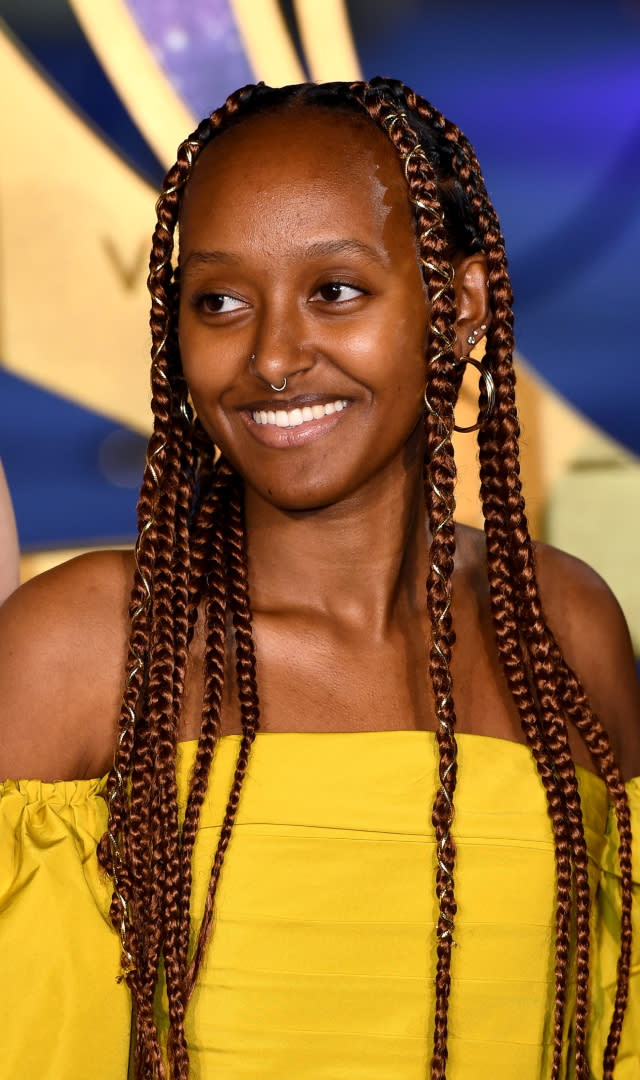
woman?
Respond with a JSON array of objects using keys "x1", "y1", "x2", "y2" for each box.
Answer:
[{"x1": 1, "y1": 79, "x2": 638, "y2": 1080}]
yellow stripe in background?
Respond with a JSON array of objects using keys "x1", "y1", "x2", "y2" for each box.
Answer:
[
  {"x1": 293, "y1": 0, "x2": 361, "y2": 82},
  {"x1": 0, "y1": 25, "x2": 154, "y2": 433},
  {"x1": 229, "y1": 0, "x2": 305, "y2": 85},
  {"x1": 69, "y1": 0, "x2": 196, "y2": 169}
]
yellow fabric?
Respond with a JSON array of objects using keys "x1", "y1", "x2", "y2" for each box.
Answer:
[
  {"x1": 1, "y1": 731, "x2": 639, "y2": 1079},
  {"x1": 0, "y1": 776, "x2": 130, "y2": 1078}
]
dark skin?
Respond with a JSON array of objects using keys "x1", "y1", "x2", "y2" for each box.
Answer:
[
  {"x1": 1, "y1": 107, "x2": 639, "y2": 783},
  {"x1": 0, "y1": 461, "x2": 19, "y2": 603}
]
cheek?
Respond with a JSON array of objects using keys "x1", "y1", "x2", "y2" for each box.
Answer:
[
  {"x1": 178, "y1": 345, "x2": 228, "y2": 444},
  {"x1": 353, "y1": 303, "x2": 428, "y2": 393},
  {"x1": 342, "y1": 288, "x2": 428, "y2": 362},
  {"x1": 179, "y1": 319, "x2": 227, "y2": 403}
]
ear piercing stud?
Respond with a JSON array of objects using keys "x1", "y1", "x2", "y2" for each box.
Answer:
[{"x1": 467, "y1": 324, "x2": 487, "y2": 347}]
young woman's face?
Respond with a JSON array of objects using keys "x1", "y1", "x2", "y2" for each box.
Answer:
[{"x1": 178, "y1": 105, "x2": 431, "y2": 512}]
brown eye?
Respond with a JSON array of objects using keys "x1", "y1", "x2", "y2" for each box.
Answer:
[
  {"x1": 197, "y1": 293, "x2": 247, "y2": 314},
  {"x1": 315, "y1": 282, "x2": 363, "y2": 303}
]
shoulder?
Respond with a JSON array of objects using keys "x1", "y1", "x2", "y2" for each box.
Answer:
[
  {"x1": 456, "y1": 526, "x2": 640, "y2": 779},
  {"x1": 0, "y1": 549, "x2": 135, "y2": 782},
  {"x1": 534, "y1": 542, "x2": 640, "y2": 779}
]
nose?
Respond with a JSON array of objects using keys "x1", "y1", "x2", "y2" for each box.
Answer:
[{"x1": 248, "y1": 301, "x2": 314, "y2": 388}]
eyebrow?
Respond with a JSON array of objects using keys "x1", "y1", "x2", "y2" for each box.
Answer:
[
  {"x1": 181, "y1": 250, "x2": 241, "y2": 270},
  {"x1": 302, "y1": 239, "x2": 386, "y2": 263},
  {"x1": 180, "y1": 238, "x2": 387, "y2": 272}
]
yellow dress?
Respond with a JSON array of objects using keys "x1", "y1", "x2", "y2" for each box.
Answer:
[{"x1": 1, "y1": 732, "x2": 639, "y2": 1079}]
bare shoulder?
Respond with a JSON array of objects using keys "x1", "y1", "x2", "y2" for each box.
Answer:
[
  {"x1": 534, "y1": 542, "x2": 640, "y2": 779},
  {"x1": 0, "y1": 549, "x2": 135, "y2": 783}
]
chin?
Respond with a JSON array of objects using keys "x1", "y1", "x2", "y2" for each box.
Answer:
[
  {"x1": 258, "y1": 488, "x2": 339, "y2": 515},
  {"x1": 246, "y1": 474, "x2": 357, "y2": 515}
]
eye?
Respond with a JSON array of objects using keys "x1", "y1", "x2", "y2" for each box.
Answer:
[
  {"x1": 313, "y1": 282, "x2": 364, "y2": 303},
  {"x1": 195, "y1": 292, "x2": 248, "y2": 315}
]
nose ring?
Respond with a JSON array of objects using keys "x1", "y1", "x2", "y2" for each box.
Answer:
[{"x1": 248, "y1": 353, "x2": 287, "y2": 393}]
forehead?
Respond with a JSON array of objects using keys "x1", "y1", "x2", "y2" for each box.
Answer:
[{"x1": 179, "y1": 106, "x2": 415, "y2": 249}]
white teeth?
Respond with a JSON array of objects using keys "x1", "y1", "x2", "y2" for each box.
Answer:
[{"x1": 251, "y1": 399, "x2": 348, "y2": 427}]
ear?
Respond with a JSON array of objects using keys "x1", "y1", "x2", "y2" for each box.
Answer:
[{"x1": 452, "y1": 254, "x2": 490, "y2": 359}]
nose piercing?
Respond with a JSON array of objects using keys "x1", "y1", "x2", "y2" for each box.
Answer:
[{"x1": 248, "y1": 354, "x2": 287, "y2": 393}]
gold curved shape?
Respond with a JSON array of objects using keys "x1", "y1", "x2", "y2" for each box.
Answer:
[
  {"x1": 229, "y1": 0, "x2": 305, "y2": 84},
  {"x1": 69, "y1": 0, "x2": 196, "y2": 168},
  {"x1": 293, "y1": 0, "x2": 362, "y2": 81},
  {"x1": 453, "y1": 357, "x2": 495, "y2": 433},
  {"x1": 0, "y1": 24, "x2": 155, "y2": 433}
]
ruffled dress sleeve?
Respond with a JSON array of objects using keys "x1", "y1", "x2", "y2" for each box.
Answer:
[
  {"x1": 0, "y1": 777, "x2": 131, "y2": 1080},
  {"x1": 588, "y1": 777, "x2": 640, "y2": 1076}
]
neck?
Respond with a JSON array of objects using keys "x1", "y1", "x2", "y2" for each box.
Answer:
[{"x1": 243, "y1": 449, "x2": 429, "y2": 635}]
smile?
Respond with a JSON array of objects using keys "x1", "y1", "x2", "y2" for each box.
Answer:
[{"x1": 250, "y1": 399, "x2": 348, "y2": 428}]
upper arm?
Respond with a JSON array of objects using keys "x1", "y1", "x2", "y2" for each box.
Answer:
[
  {"x1": 535, "y1": 543, "x2": 640, "y2": 780},
  {"x1": 0, "y1": 461, "x2": 19, "y2": 604},
  {"x1": 0, "y1": 550, "x2": 133, "y2": 782}
]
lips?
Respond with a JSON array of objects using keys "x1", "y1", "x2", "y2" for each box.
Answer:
[{"x1": 239, "y1": 395, "x2": 351, "y2": 447}]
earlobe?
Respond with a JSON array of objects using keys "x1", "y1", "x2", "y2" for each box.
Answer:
[{"x1": 452, "y1": 254, "x2": 490, "y2": 357}]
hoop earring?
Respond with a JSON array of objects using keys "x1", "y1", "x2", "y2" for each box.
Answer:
[{"x1": 450, "y1": 356, "x2": 495, "y2": 433}]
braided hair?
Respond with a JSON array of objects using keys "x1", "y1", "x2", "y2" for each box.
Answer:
[{"x1": 97, "y1": 79, "x2": 632, "y2": 1079}]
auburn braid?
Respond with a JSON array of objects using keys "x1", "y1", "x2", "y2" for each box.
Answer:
[
  {"x1": 175, "y1": 457, "x2": 236, "y2": 996},
  {"x1": 552, "y1": 648, "x2": 633, "y2": 1073},
  {"x1": 472, "y1": 388, "x2": 574, "y2": 1075},
  {"x1": 175, "y1": 455, "x2": 235, "y2": 972},
  {"x1": 126, "y1": 146, "x2": 198, "y2": 1080},
  {"x1": 513, "y1": 559, "x2": 592, "y2": 1074},
  {"x1": 185, "y1": 471, "x2": 261, "y2": 995},
  {"x1": 126, "y1": 367, "x2": 198, "y2": 1078},
  {"x1": 146, "y1": 408, "x2": 197, "y2": 1078},
  {"x1": 350, "y1": 82, "x2": 461, "y2": 1078},
  {"x1": 503, "y1": 477, "x2": 632, "y2": 1074},
  {"x1": 467, "y1": 193, "x2": 580, "y2": 1072},
  {"x1": 185, "y1": 425, "x2": 221, "y2": 641}
]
